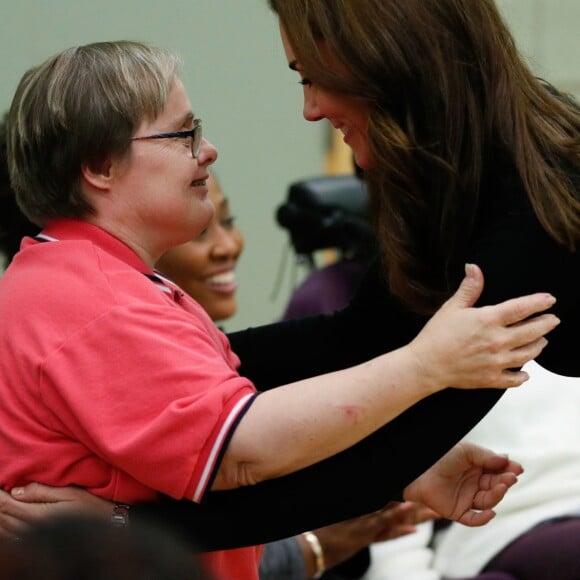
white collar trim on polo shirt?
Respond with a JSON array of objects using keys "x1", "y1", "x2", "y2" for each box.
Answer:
[{"x1": 35, "y1": 232, "x2": 174, "y2": 296}]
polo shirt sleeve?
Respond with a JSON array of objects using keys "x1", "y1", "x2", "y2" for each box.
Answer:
[{"x1": 38, "y1": 301, "x2": 257, "y2": 503}]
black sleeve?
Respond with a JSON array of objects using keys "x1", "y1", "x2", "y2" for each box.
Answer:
[
  {"x1": 132, "y1": 178, "x2": 579, "y2": 551},
  {"x1": 229, "y1": 259, "x2": 426, "y2": 389}
]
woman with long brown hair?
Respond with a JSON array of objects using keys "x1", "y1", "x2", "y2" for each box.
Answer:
[{"x1": 270, "y1": 0, "x2": 579, "y2": 316}]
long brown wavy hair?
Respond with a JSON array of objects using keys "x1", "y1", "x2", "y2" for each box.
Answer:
[{"x1": 269, "y1": 0, "x2": 580, "y2": 313}]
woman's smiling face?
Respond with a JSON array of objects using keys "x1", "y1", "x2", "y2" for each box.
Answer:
[{"x1": 279, "y1": 23, "x2": 374, "y2": 169}]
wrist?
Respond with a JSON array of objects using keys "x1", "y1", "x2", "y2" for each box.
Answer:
[
  {"x1": 302, "y1": 530, "x2": 326, "y2": 579},
  {"x1": 402, "y1": 343, "x2": 443, "y2": 396},
  {"x1": 110, "y1": 503, "x2": 130, "y2": 527}
]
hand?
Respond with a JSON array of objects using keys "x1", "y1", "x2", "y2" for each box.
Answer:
[
  {"x1": 0, "y1": 484, "x2": 112, "y2": 537},
  {"x1": 307, "y1": 501, "x2": 439, "y2": 570},
  {"x1": 403, "y1": 441, "x2": 523, "y2": 526},
  {"x1": 409, "y1": 263, "x2": 559, "y2": 390}
]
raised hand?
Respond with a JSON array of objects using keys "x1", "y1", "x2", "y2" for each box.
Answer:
[
  {"x1": 403, "y1": 442, "x2": 523, "y2": 526},
  {"x1": 409, "y1": 263, "x2": 559, "y2": 390}
]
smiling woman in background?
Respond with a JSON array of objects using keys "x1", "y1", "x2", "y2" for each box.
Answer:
[{"x1": 156, "y1": 172, "x2": 244, "y2": 324}]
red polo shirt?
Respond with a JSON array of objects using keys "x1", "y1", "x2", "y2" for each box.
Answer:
[{"x1": 0, "y1": 219, "x2": 262, "y2": 579}]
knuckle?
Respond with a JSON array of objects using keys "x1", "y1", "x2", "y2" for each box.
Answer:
[
  {"x1": 488, "y1": 339, "x2": 504, "y2": 355},
  {"x1": 512, "y1": 300, "x2": 527, "y2": 321}
]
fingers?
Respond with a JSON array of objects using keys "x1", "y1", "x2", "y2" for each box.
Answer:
[
  {"x1": 467, "y1": 335, "x2": 550, "y2": 388},
  {"x1": 457, "y1": 458, "x2": 522, "y2": 528},
  {"x1": 478, "y1": 472, "x2": 519, "y2": 499},
  {"x1": 0, "y1": 513, "x2": 28, "y2": 537},
  {"x1": 446, "y1": 264, "x2": 484, "y2": 309},
  {"x1": 379, "y1": 504, "x2": 439, "y2": 541},
  {"x1": 374, "y1": 523, "x2": 417, "y2": 542},
  {"x1": 457, "y1": 478, "x2": 514, "y2": 527},
  {"x1": 371, "y1": 502, "x2": 438, "y2": 542},
  {"x1": 457, "y1": 508, "x2": 497, "y2": 527},
  {"x1": 473, "y1": 298, "x2": 558, "y2": 385},
  {"x1": 370, "y1": 504, "x2": 418, "y2": 542},
  {"x1": 415, "y1": 505, "x2": 441, "y2": 523},
  {"x1": 0, "y1": 489, "x2": 35, "y2": 534},
  {"x1": 493, "y1": 293, "x2": 557, "y2": 327},
  {"x1": 501, "y1": 338, "x2": 549, "y2": 374},
  {"x1": 473, "y1": 452, "x2": 524, "y2": 477},
  {"x1": 503, "y1": 314, "x2": 559, "y2": 352},
  {"x1": 463, "y1": 443, "x2": 524, "y2": 476},
  {"x1": 471, "y1": 311, "x2": 559, "y2": 389},
  {"x1": 0, "y1": 514, "x2": 28, "y2": 538},
  {"x1": 10, "y1": 482, "x2": 64, "y2": 503},
  {"x1": 410, "y1": 273, "x2": 559, "y2": 392},
  {"x1": 501, "y1": 335, "x2": 549, "y2": 371}
]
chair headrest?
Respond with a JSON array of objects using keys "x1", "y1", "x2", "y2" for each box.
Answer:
[{"x1": 276, "y1": 175, "x2": 375, "y2": 257}]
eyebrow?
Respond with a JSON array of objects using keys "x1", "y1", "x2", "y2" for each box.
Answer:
[
  {"x1": 183, "y1": 112, "x2": 195, "y2": 124},
  {"x1": 288, "y1": 60, "x2": 299, "y2": 71},
  {"x1": 171, "y1": 111, "x2": 195, "y2": 129}
]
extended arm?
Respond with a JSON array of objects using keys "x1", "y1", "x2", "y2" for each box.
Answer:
[
  {"x1": 143, "y1": 179, "x2": 577, "y2": 548},
  {"x1": 217, "y1": 264, "x2": 552, "y2": 489},
  {"x1": 0, "y1": 442, "x2": 521, "y2": 546},
  {"x1": 2, "y1": 178, "x2": 574, "y2": 550}
]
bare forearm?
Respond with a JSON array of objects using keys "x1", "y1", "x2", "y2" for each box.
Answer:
[
  {"x1": 214, "y1": 346, "x2": 432, "y2": 489},
  {"x1": 214, "y1": 271, "x2": 557, "y2": 490}
]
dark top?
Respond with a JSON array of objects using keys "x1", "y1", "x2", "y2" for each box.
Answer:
[{"x1": 133, "y1": 156, "x2": 579, "y2": 552}]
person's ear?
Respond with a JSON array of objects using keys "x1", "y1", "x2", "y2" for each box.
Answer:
[{"x1": 80, "y1": 156, "x2": 116, "y2": 192}]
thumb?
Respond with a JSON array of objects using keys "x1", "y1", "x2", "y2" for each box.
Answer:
[{"x1": 447, "y1": 263, "x2": 484, "y2": 309}]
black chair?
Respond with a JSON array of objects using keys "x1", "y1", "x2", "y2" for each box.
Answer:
[{"x1": 275, "y1": 175, "x2": 375, "y2": 264}]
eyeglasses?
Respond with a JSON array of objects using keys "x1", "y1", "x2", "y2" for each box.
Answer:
[{"x1": 131, "y1": 118, "x2": 202, "y2": 158}]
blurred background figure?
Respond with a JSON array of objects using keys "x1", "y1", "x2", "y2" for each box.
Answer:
[
  {"x1": 275, "y1": 173, "x2": 377, "y2": 320},
  {"x1": 0, "y1": 515, "x2": 211, "y2": 580},
  {"x1": 156, "y1": 171, "x2": 244, "y2": 324}
]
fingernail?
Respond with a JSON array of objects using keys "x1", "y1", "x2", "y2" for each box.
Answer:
[
  {"x1": 11, "y1": 488, "x2": 24, "y2": 497},
  {"x1": 464, "y1": 263, "x2": 476, "y2": 279},
  {"x1": 545, "y1": 294, "x2": 556, "y2": 305}
]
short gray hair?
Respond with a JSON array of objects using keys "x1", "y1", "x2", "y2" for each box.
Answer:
[{"x1": 8, "y1": 40, "x2": 182, "y2": 225}]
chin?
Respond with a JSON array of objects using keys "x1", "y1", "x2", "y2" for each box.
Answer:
[
  {"x1": 209, "y1": 303, "x2": 237, "y2": 323},
  {"x1": 353, "y1": 150, "x2": 375, "y2": 170}
]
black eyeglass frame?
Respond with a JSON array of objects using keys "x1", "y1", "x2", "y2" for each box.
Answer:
[{"x1": 131, "y1": 118, "x2": 202, "y2": 158}]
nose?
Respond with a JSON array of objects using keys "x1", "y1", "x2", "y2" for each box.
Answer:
[
  {"x1": 302, "y1": 87, "x2": 323, "y2": 122},
  {"x1": 210, "y1": 228, "x2": 242, "y2": 261},
  {"x1": 197, "y1": 138, "x2": 218, "y2": 166}
]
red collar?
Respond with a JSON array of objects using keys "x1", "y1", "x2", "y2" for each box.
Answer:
[{"x1": 39, "y1": 219, "x2": 154, "y2": 276}]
